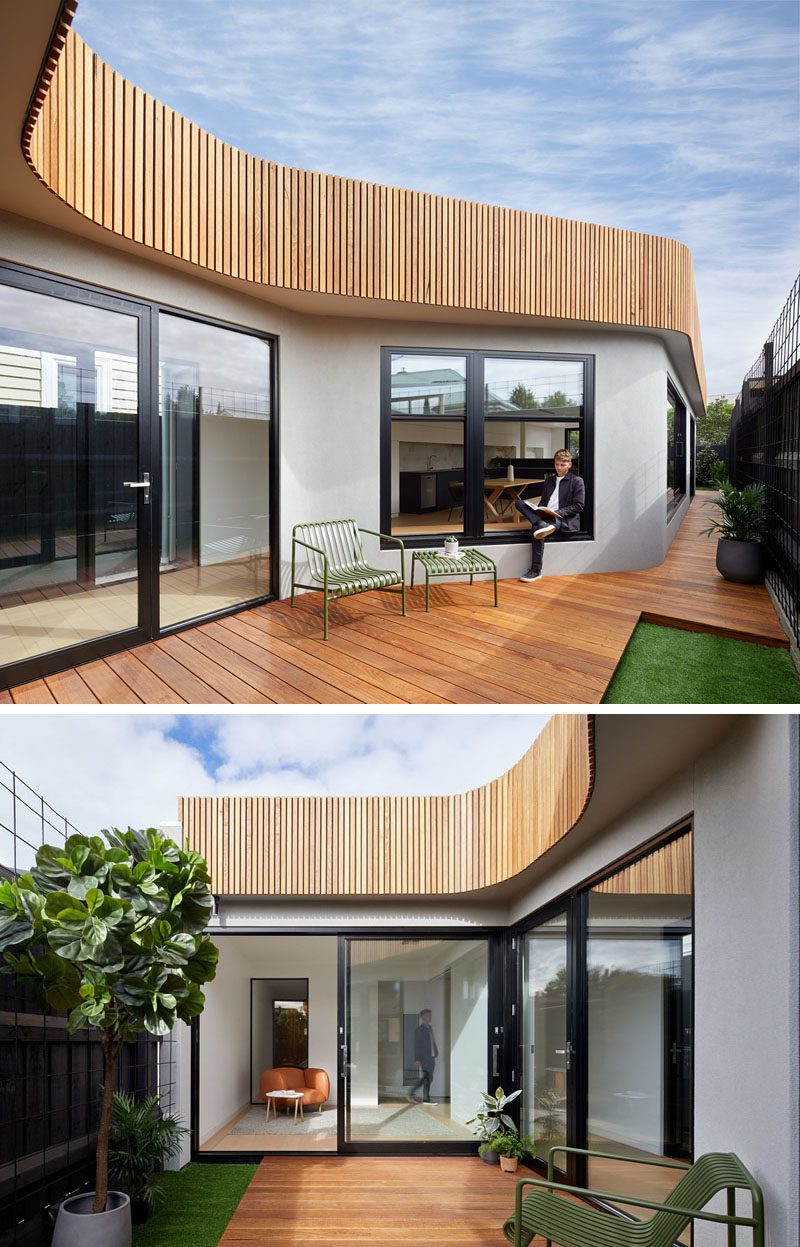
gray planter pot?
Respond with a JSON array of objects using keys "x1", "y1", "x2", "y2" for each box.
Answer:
[
  {"x1": 716, "y1": 537, "x2": 764, "y2": 584},
  {"x1": 52, "y1": 1192, "x2": 131, "y2": 1247},
  {"x1": 478, "y1": 1143, "x2": 500, "y2": 1165}
]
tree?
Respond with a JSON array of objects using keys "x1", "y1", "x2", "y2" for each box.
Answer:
[
  {"x1": 0, "y1": 827, "x2": 218, "y2": 1214},
  {"x1": 508, "y1": 382, "x2": 538, "y2": 410},
  {"x1": 697, "y1": 397, "x2": 733, "y2": 447}
]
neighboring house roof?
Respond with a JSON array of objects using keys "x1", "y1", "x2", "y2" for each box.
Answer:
[{"x1": 8, "y1": 4, "x2": 706, "y2": 410}]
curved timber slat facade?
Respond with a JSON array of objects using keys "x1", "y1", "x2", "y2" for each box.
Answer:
[
  {"x1": 23, "y1": 22, "x2": 706, "y2": 401},
  {"x1": 181, "y1": 715, "x2": 594, "y2": 897}
]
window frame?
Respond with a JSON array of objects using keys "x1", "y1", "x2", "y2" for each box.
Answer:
[
  {"x1": 667, "y1": 377, "x2": 687, "y2": 519},
  {"x1": 380, "y1": 346, "x2": 594, "y2": 547}
]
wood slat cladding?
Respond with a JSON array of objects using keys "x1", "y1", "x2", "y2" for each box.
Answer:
[
  {"x1": 180, "y1": 715, "x2": 594, "y2": 897},
  {"x1": 22, "y1": 26, "x2": 706, "y2": 402},
  {"x1": 593, "y1": 830, "x2": 693, "y2": 896}
]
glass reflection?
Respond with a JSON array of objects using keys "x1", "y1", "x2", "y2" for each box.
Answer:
[
  {"x1": 0, "y1": 282, "x2": 139, "y2": 669},
  {"x1": 346, "y1": 938, "x2": 488, "y2": 1142},
  {"x1": 483, "y1": 357, "x2": 584, "y2": 415},
  {"x1": 158, "y1": 314, "x2": 271, "y2": 628},
  {"x1": 587, "y1": 835, "x2": 692, "y2": 1236},
  {"x1": 522, "y1": 915, "x2": 568, "y2": 1169},
  {"x1": 390, "y1": 354, "x2": 467, "y2": 415}
]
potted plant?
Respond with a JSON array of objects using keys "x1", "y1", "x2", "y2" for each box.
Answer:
[
  {"x1": 488, "y1": 1130, "x2": 536, "y2": 1173},
  {"x1": 700, "y1": 480, "x2": 767, "y2": 583},
  {"x1": 109, "y1": 1092, "x2": 187, "y2": 1225},
  {"x1": 0, "y1": 827, "x2": 218, "y2": 1247},
  {"x1": 466, "y1": 1086, "x2": 521, "y2": 1164}
]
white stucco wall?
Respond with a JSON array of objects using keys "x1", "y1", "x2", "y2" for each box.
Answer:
[
  {"x1": 1, "y1": 208, "x2": 696, "y2": 597},
  {"x1": 510, "y1": 714, "x2": 798, "y2": 1247}
]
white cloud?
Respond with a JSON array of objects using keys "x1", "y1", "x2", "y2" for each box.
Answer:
[
  {"x1": 0, "y1": 712, "x2": 549, "y2": 859},
  {"x1": 73, "y1": 0, "x2": 800, "y2": 394}
]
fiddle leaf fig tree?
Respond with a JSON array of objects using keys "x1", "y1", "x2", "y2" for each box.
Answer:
[{"x1": 0, "y1": 827, "x2": 218, "y2": 1215}]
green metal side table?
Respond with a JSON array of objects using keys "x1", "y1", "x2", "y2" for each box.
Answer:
[{"x1": 410, "y1": 549, "x2": 498, "y2": 612}]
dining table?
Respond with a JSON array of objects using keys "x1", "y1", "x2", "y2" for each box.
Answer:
[{"x1": 453, "y1": 477, "x2": 545, "y2": 523}]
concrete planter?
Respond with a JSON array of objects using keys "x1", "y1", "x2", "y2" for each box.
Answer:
[
  {"x1": 478, "y1": 1144, "x2": 499, "y2": 1165},
  {"x1": 716, "y1": 537, "x2": 764, "y2": 584},
  {"x1": 52, "y1": 1192, "x2": 131, "y2": 1247}
]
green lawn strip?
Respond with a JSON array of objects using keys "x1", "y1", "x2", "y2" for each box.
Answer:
[
  {"x1": 603, "y1": 622, "x2": 800, "y2": 704},
  {"x1": 133, "y1": 1163, "x2": 257, "y2": 1247}
]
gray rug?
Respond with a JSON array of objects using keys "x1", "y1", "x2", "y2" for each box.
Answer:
[{"x1": 229, "y1": 1103, "x2": 467, "y2": 1139}]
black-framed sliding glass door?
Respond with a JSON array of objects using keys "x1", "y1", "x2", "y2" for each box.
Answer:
[
  {"x1": 338, "y1": 935, "x2": 495, "y2": 1152},
  {"x1": 0, "y1": 268, "x2": 152, "y2": 683},
  {"x1": 518, "y1": 827, "x2": 693, "y2": 1218},
  {"x1": 0, "y1": 264, "x2": 277, "y2": 689},
  {"x1": 520, "y1": 909, "x2": 574, "y2": 1179},
  {"x1": 157, "y1": 314, "x2": 273, "y2": 629}
]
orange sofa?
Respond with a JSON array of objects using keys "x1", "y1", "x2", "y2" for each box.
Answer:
[{"x1": 259, "y1": 1066, "x2": 330, "y2": 1112}]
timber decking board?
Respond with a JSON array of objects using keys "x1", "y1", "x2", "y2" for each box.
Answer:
[
  {"x1": 218, "y1": 1155, "x2": 546, "y2": 1247},
  {"x1": 3, "y1": 499, "x2": 791, "y2": 704}
]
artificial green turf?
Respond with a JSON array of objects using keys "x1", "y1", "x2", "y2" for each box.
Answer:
[
  {"x1": 602, "y1": 621, "x2": 800, "y2": 704},
  {"x1": 132, "y1": 1163, "x2": 256, "y2": 1247}
]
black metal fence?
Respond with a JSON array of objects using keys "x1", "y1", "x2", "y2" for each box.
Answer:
[
  {"x1": 729, "y1": 273, "x2": 800, "y2": 648},
  {"x1": 0, "y1": 763, "x2": 176, "y2": 1247}
]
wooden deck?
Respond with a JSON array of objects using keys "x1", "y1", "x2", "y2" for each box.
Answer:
[
  {"x1": 2, "y1": 499, "x2": 789, "y2": 705},
  {"x1": 218, "y1": 1155, "x2": 540, "y2": 1246}
]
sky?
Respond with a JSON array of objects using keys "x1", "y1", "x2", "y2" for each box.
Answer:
[
  {"x1": 0, "y1": 712, "x2": 548, "y2": 847},
  {"x1": 72, "y1": 0, "x2": 800, "y2": 397}
]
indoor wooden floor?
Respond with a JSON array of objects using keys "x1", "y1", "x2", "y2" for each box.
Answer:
[
  {"x1": 2, "y1": 499, "x2": 790, "y2": 704},
  {"x1": 218, "y1": 1155, "x2": 541, "y2": 1246}
]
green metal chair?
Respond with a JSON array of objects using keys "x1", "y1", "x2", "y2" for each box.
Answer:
[
  {"x1": 291, "y1": 520, "x2": 406, "y2": 640},
  {"x1": 502, "y1": 1147, "x2": 764, "y2": 1247}
]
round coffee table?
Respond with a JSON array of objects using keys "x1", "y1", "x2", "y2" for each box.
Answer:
[{"x1": 263, "y1": 1089, "x2": 305, "y2": 1123}]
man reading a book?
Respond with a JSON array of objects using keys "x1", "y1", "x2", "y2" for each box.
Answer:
[{"x1": 515, "y1": 449, "x2": 585, "y2": 582}]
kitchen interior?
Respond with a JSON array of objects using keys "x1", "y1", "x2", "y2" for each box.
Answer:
[{"x1": 390, "y1": 418, "x2": 581, "y2": 536}]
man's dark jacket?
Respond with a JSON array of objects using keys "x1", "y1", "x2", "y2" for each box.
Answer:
[
  {"x1": 414, "y1": 1024, "x2": 438, "y2": 1069},
  {"x1": 539, "y1": 470, "x2": 585, "y2": 532}
]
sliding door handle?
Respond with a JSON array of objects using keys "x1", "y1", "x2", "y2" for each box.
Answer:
[{"x1": 123, "y1": 471, "x2": 150, "y2": 503}]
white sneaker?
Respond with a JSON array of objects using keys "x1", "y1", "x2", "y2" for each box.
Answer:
[
  {"x1": 533, "y1": 523, "x2": 556, "y2": 539},
  {"x1": 519, "y1": 569, "x2": 543, "y2": 582}
]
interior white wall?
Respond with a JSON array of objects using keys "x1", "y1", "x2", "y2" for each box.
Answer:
[
  {"x1": 199, "y1": 937, "x2": 251, "y2": 1143},
  {"x1": 1, "y1": 208, "x2": 697, "y2": 595},
  {"x1": 510, "y1": 715, "x2": 798, "y2": 1247},
  {"x1": 198, "y1": 934, "x2": 338, "y2": 1143}
]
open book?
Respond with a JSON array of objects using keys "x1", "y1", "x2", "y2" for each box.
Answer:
[{"x1": 528, "y1": 504, "x2": 560, "y2": 518}]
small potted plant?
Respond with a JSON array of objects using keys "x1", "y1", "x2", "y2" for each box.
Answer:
[
  {"x1": 109, "y1": 1091, "x2": 187, "y2": 1224},
  {"x1": 466, "y1": 1086, "x2": 521, "y2": 1164},
  {"x1": 488, "y1": 1130, "x2": 536, "y2": 1173},
  {"x1": 443, "y1": 536, "x2": 460, "y2": 557},
  {"x1": 700, "y1": 479, "x2": 767, "y2": 584}
]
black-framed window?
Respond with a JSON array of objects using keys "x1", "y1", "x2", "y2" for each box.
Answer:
[
  {"x1": 667, "y1": 380, "x2": 687, "y2": 516},
  {"x1": 381, "y1": 347, "x2": 593, "y2": 546}
]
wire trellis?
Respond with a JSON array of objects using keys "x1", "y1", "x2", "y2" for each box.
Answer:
[{"x1": 0, "y1": 761, "x2": 177, "y2": 1247}]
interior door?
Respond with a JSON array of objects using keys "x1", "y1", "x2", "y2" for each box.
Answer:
[{"x1": 0, "y1": 270, "x2": 152, "y2": 685}]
